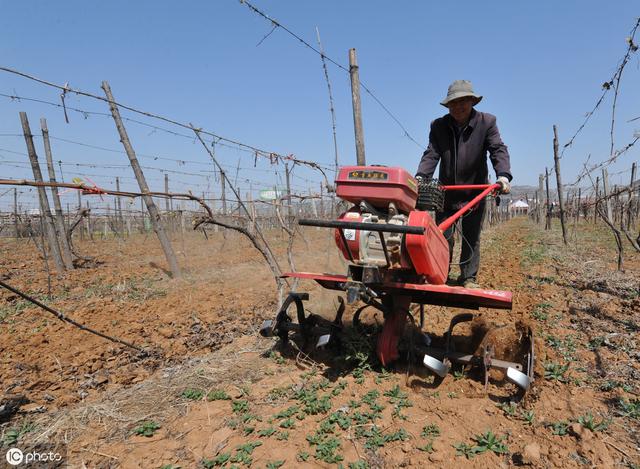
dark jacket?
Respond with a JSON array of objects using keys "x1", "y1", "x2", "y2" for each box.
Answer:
[{"x1": 417, "y1": 109, "x2": 512, "y2": 209}]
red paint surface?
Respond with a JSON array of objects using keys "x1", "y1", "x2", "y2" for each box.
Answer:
[
  {"x1": 335, "y1": 166, "x2": 418, "y2": 214},
  {"x1": 405, "y1": 210, "x2": 449, "y2": 284}
]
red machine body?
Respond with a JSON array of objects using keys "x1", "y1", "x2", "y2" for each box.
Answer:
[
  {"x1": 285, "y1": 165, "x2": 509, "y2": 366},
  {"x1": 333, "y1": 166, "x2": 449, "y2": 285},
  {"x1": 336, "y1": 166, "x2": 418, "y2": 214},
  {"x1": 405, "y1": 211, "x2": 449, "y2": 284}
]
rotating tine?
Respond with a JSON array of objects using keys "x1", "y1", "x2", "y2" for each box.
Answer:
[
  {"x1": 483, "y1": 344, "x2": 494, "y2": 392},
  {"x1": 445, "y1": 313, "x2": 474, "y2": 354},
  {"x1": 423, "y1": 312, "x2": 474, "y2": 378},
  {"x1": 317, "y1": 296, "x2": 346, "y2": 349},
  {"x1": 265, "y1": 292, "x2": 309, "y2": 343}
]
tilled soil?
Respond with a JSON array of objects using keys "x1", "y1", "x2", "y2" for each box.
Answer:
[{"x1": 1, "y1": 218, "x2": 639, "y2": 468}]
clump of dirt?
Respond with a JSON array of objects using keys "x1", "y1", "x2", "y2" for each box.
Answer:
[{"x1": 470, "y1": 317, "x2": 534, "y2": 368}]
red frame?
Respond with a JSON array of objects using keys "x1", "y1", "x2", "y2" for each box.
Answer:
[
  {"x1": 437, "y1": 183, "x2": 500, "y2": 232},
  {"x1": 281, "y1": 272, "x2": 512, "y2": 310}
]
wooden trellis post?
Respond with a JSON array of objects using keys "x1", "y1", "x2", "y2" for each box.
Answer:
[
  {"x1": 20, "y1": 112, "x2": 65, "y2": 273},
  {"x1": 552, "y1": 125, "x2": 567, "y2": 244},
  {"x1": 628, "y1": 162, "x2": 637, "y2": 228},
  {"x1": 594, "y1": 177, "x2": 600, "y2": 224},
  {"x1": 602, "y1": 168, "x2": 613, "y2": 222},
  {"x1": 285, "y1": 163, "x2": 292, "y2": 224},
  {"x1": 545, "y1": 168, "x2": 551, "y2": 230},
  {"x1": 13, "y1": 188, "x2": 18, "y2": 238},
  {"x1": 116, "y1": 177, "x2": 124, "y2": 237},
  {"x1": 220, "y1": 173, "x2": 227, "y2": 216},
  {"x1": 41, "y1": 118, "x2": 74, "y2": 269},
  {"x1": 102, "y1": 81, "x2": 181, "y2": 278},
  {"x1": 349, "y1": 48, "x2": 366, "y2": 165}
]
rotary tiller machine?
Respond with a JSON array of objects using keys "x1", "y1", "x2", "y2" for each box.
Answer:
[{"x1": 260, "y1": 166, "x2": 534, "y2": 391}]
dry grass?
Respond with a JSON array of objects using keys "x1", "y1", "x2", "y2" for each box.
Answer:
[{"x1": 25, "y1": 336, "x2": 272, "y2": 446}]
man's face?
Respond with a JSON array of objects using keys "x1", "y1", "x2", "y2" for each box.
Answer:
[{"x1": 446, "y1": 96, "x2": 475, "y2": 125}]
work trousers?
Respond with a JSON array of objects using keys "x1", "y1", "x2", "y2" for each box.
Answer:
[{"x1": 435, "y1": 201, "x2": 486, "y2": 282}]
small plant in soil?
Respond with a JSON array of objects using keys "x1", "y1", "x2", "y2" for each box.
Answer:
[
  {"x1": 473, "y1": 430, "x2": 509, "y2": 455},
  {"x1": 453, "y1": 369, "x2": 466, "y2": 380},
  {"x1": 331, "y1": 380, "x2": 348, "y2": 396},
  {"x1": 274, "y1": 405, "x2": 298, "y2": 419},
  {"x1": 242, "y1": 413, "x2": 259, "y2": 424},
  {"x1": 201, "y1": 452, "x2": 230, "y2": 468},
  {"x1": 421, "y1": 423, "x2": 441, "y2": 438},
  {"x1": 266, "y1": 461, "x2": 285, "y2": 469},
  {"x1": 531, "y1": 302, "x2": 551, "y2": 321},
  {"x1": 351, "y1": 411, "x2": 372, "y2": 425},
  {"x1": 296, "y1": 451, "x2": 310, "y2": 462},
  {"x1": 327, "y1": 411, "x2": 352, "y2": 430},
  {"x1": 279, "y1": 418, "x2": 295, "y2": 429},
  {"x1": 308, "y1": 435, "x2": 343, "y2": 464},
  {"x1": 521, "y1": 409, "x2": 535, "y2": 425},
  {"x1": 616, "y1": 398, "x2": 640, "y2": 419},
  {"x1": 229, "y1": 441, "x2": 262, "y2": 466},
  {"x1": 242, "y1": 426, "x2": 255, "y2": 436},
  {"x1": 544, "y1": 362, "x2": 569, "y2": 381},
  {"x1": 383, "y1": 384, "x2": 407, "y2": 401},
  {"x1": 300, "y1": 370, "x2": 317, "y2": 380},
  {"x1": 361, "y1": 390, "x2": 380, "y2": 406},
  {"x1": 453, "y1": 441, "x2": 478, "y2": 459},
  {"x1": 547, "y1": 420, "x2": 569, "y2": 436},
  {"x1": 181, "y1": 388, "x2": 204, "y2": 400},
  {"x1": 600, "y1": 380, "x2": 633, "y2": 393},
  {"x1": 544, "y1": 334, "x2": 562, "y2": 349},
  {"x1": 257, "y1": 426, "x2": 276, "y2": 437},
  {"x1": 374, "y1": 368, "x2": 392, "y2": 384},
  {"x1": 267, "y1": 386, "x2": 290, "y2": 401},
  {"x1": 392, "y1": 398, "x2": 412, "y2": 420},
  {"x1": 356, "y1": 425, "x2": 386, "y2": 450},
  {"x1": 587, "y1": 336, "x2": 605, "y2": 350},
  {"x1": 2, "y1": 421, "x2": 36, "y2": 446},
  {"x1": 369, "y1": 401, "x2": 385, "y2": 413},
  {"x1": 268, "y1": 350, "x2": 285, "y2": 365},
  {"x1": 577, "y1": 413, "x2": 610, "y2": 432},
  {"x1": 454, "y1": 430, "x2": 508, "y2": 458},
  {"x1": 207, "y1": 389, "x2": 231, "y2": 401},
  {"x1": 384, "y1": 428, "x2": 410, "y2": 443},
  {"x1": 276, "y1": 431, "x2": 289, "y2": 441},
  {"x1": 295, "y1": 387, "x2": 332, "y2": 415},
  {"x1": 132, "y1": 421, "x2": 160, "y2": 437},
  {"x1": 355, "y1": 425, "x2": 409, "y2": 449},
  {"x1": 231, "y1": 399, "x2": 249, "y2": 414},
  {"x1": 352, "y1": 364, "x2": 369, "y2": 385},
  {"x1": 214, "y1": 453, "x2": 231, "y2": 466},
  {"x1": 348, "y1": 461, "x2": 369, "y2": 469},
  {"x1": 521, "y1": 246, "x2": 546, "y2": 267},
  {"x1": 0, "y1": 300, "x2": 30, "y2": 323},
  {"x1": 418, "y1": 441, "x2": 434, "y2": 453},
  {"x1": 497, "y1": 401, "x2": 518, "y2": 417}
]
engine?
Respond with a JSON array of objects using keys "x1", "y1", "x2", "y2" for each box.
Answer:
[{"x1": 333, "y1": 166, "x2": 449, "y2": 285}]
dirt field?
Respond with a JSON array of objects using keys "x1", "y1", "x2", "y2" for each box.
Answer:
[{"x1": 1, "y1": 218, "x2": 639, "y2": 468}]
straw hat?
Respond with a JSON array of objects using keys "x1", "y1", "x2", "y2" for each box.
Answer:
[{"x1": 440, "y1": 80, "x2": 483, "y2": 107}]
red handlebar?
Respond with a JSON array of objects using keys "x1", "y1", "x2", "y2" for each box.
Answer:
[
  {"x1": 437, "y1": 183, "x2": 500, "y2": 232},
  {"x1": 441, "y1": 184, "x2": 499, "y2": 191}
]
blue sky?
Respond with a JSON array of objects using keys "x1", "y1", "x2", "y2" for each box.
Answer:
[{"x1": 1, "y1": 1, "x2": 638, "y2": 211}]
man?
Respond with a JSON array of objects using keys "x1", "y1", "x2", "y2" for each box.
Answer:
[{"x1": 416, "y1": 80, "x2": 512, "y2": 289}]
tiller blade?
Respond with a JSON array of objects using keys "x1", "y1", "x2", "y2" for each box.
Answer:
[
  {"x1": 260, "y1": 292, "x2": 345, "y2": 349},
  {"x1": 420, "y1": 313, "x2": 535, "y2": 391}
]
